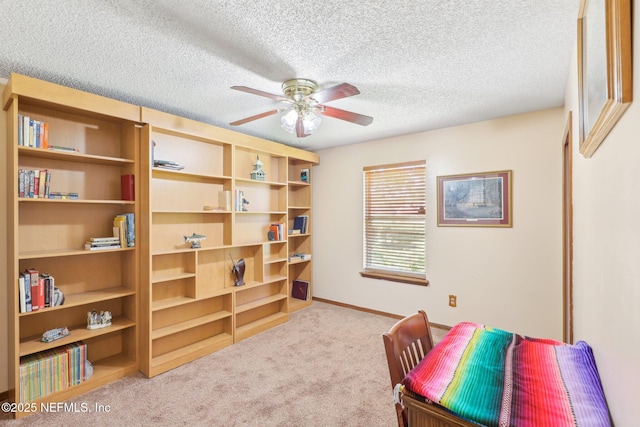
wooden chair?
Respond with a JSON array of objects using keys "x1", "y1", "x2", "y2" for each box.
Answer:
[{"x1": 383, "y1": 310, "x2": 434, "y2": 427}]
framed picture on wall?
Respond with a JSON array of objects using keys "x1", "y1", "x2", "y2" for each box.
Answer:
[
  {"x1": 577, "y1": 0, "x2": 632, "y2": 158},
  {"x1": 437, "y1": 170, "x2": 512, "y2": 227}
]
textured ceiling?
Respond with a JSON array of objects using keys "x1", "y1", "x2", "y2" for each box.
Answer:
[{"x1": 0, "y1": 0, "x2": 579, "y2": 152}]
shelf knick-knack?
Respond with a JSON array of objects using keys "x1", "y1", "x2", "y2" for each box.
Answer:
[{"x1": 250, "y1": 155, "x2": 266, "y2": 181}]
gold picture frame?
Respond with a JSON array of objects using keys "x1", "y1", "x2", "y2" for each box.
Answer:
[
  {"x1": 437, "y1": 170, "x2": 512, "y2": 227},
  {"x1": 577, "y1": 0, "x2": 632, "y2": 158}
]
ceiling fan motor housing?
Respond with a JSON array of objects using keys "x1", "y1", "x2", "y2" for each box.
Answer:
[{"x1": 282, "y1": 78, "x2": 318, "y2": 102}]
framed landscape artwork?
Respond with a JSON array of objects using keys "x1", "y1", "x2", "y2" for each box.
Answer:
[{"x1": 437, "y1": 170, "x2": 512, "y2": 227}]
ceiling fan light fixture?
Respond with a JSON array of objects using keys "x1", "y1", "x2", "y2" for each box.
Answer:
[
  {"x1": 303, "y1": 111, "x2": 321, "y2": 133},
  {"x1": 280, "y1": 110, "x2": 298, "y2": 133},
  {"x1": 280, "y1": 110, "x2": 322, "y2": 136}
]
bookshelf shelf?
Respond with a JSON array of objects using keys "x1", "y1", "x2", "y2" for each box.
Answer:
[
  {"x1": 235, "y1": 312, "x2": 288, "y2": 342},
  {"x1": 18, "y1": 145, "x2": 135, "y2": 165},
  {"x1": 18, "y1": 287, "x2": 135, "y2": 316},
  {"x1": 19, "y1": 198, "x2": 136, "y2": 205},
  {"x1": 151, "y1": 272, "x2": 197, "y2": 284},
  {"x1": 235, "y1": 177, "x2": 287, "y2": 187},
  {"x1": 152, "y1": 311, "x2": 232, "y2": 339},
  {"x1": 19, "y1": 316, "x2": 136, "y2": 357},
  {"x1": 288, "y1": 258, "x2": 311, "y2": 265},
  {"x1": 150, "y1": 333, "x2": 233, "y2": 371},
  {"x1": 235, "y1": 294, "x2": 288, "y2": 314},
  {"x1": 151, "y1": 296, "x2": 196, "y2": 312},
  {"x1": 18, "y1": 247, "x2": 135, "y2": 260},
  {"x1": 152, "y1": 167, "x2": 231, "y2": 182}
]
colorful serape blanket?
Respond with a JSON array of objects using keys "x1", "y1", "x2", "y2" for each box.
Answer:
[{"x1": 402, "y1": 322, "x2": 610, "y2": 427}]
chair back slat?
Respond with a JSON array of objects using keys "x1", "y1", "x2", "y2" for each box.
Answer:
[{"x1": 383, "y1": 310, "x2": 434, "y2": 427}]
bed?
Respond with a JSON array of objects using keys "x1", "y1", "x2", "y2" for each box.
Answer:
[{"x1": 396, "y1": 322, "x2": 611, "y2": 427}]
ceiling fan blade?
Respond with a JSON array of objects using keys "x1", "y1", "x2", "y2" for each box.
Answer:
[
  {"x1": 319, "y1": 105, "x2": 373, "y2": 126},
  {"x1": 230, "y1": 108, "x2": 285, "y2": 126},
  {"x1": 308, "y1": 83, "x2": 360, "y2": 104},
  {"x1": 231, "y1": 86, "x2": 290, "y2": 102}
]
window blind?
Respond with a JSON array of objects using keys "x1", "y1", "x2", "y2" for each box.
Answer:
[{"x1": 363, "y1": 161, "x2": 426, "y2": 278}]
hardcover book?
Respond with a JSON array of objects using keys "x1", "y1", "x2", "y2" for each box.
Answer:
[{"x1": 292, "y1": 280, "x2": 310, "y2": 300}]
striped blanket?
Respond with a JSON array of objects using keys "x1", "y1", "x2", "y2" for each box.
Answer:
[{"x1": 402, "y1": 322, "x2": 610, "y2": 426}]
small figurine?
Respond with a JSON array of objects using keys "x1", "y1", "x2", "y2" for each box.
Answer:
[
  {"x1": 229, "y1": 253, "x2": 246, "y2": 286},
  {"x1": 87, "y1": 310, "x2": 112, "y2": 330},
  {"x1": 184, "y1": 233, "x2": 206, "y2": 249},
  {"x1": 41, "y1": 327, "x2": 70, "y2": 343},
  {"x1": 250, "y1": 155, "x2": 266, "y2": 181}
]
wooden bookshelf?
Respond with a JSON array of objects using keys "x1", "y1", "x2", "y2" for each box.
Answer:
[
  {"x1": 3, "y1": 73, "x2": 140, "y2": 418},
  {"x1": 139, "y1": 107, "x2": 318, "y2": 377},
  {"x1": 4, "y1": 73, "x2": 319, "y2": 415}
]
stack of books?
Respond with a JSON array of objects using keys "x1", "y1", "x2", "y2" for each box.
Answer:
[
  {"x1": 84, "y1": 236, "x2": 121, "y2": 251},
  {"x1": 154, "y1": 159, "x2": 184, "y2": 170}
]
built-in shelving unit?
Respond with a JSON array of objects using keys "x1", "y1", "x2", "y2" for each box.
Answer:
[
  {"x1": 4, "y1": 73, "x2": 140, "y2": 418},
  {"x1": 4, "y1": 73, "x2": 319, "y2": 416},
  {"x1": 287, "y1": 159, "x2": 314, "y2": 312},
  {"x1": 139, "y1": 108, "x2": 235, "y2": 377},
  {"x1": 139, "y1": 108, "x2": 318, "y2": 377}
]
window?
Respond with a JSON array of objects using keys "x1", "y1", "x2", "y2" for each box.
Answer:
[{"x1": 361, "y1": 160, "x2": 427, "y2": 286}]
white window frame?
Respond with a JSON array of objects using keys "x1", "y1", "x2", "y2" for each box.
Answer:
[{"x1": 360, "y1": 160, "x2": 428, "y2": 286}]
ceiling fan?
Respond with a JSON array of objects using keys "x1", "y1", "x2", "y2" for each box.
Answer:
[{"x1": 230, "y1": 79, "x2": 373, "y2": 138}]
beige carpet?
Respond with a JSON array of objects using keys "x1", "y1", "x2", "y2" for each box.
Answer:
[{"x1": 1, "y1": 301, "x2": 447, "y2": 426}]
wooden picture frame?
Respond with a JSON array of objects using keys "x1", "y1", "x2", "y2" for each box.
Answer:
[
  {"x1": 577, "y1": 0, "x2": 632, "y2": 158},
  {"x1": 437, "y1": 170, "x2": 512, "y2": 227}
]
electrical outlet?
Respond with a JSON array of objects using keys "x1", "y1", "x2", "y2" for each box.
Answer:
[{"x1": 448, "y1": 295, "x2": 457, "y2": 307}]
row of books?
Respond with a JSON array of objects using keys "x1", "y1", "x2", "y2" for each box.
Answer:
[
  {"x1": 18, "y1": 169, "x2": 52, "y2": 199},
  {"x1": 18, "y1": 270, "x2": 62, "y2": 313},
  {"x1": 234, "y1": 190, "x2": 247, "y2": 211},
  {"x1": 19, "y1": 342, "x2": 88, "y2": 403},
  {"x1": 18, "y1": 114, "x2": 49, "y2": 148},
  {"x1": 18, "y1": 169, "x2": 80, "y2": 200},
  {"x1": 293, "y1": 215, "x2": 309, "y2": 234},
  {"x1": 85, "y1": 213, "x2": 135, "y2": 250},
  {"x1": 269, "y1": 222, "x2": 286, "y2": 241}
]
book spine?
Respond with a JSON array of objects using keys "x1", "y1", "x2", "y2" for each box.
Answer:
[
  {"x1": 27, "y1": 269, "x2": 39, "y2": 311},
  {"x1": 38, "y1": 169, "x2": 47, "y2": 198},
  {"x1": 125, "y1": 213, "x2": 135, "y2": 247},
  {"x1": 29, "y1": 119, "x2": 34, "y2": 147},
  {"x1": 18, "y1": 114, "x2": 23, "y2": 146},
  {"x1": 37, "y1": 277, "x2": 45, "y2": 311},
  {"x1": 120, "y1": 174, "x2": 134, "y2": 201},
  {"x1": 18, "y1": 274, "x2": 26, "y2": 313},
  {"x1": 43, "y1": 122, "x2": 49, "y2": 149},
  {"x1": 22, "y1": 115, "x2": 29, "y2": 147},
  {"x1": 44, "y1": 170, "x2": 51, "y2": 198}
]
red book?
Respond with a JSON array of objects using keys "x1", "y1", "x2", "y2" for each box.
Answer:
[
  {"x1": 26, "y1": 269, "x2": 40, "y2": 310},
  {"x1": 36, "y1": 277, "x2": 46, "y2": 310},
  {"x1": 121, "y1": 174, "x2": 134, "y2": 201}
]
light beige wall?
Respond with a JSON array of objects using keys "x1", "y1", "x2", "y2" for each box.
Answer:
[
  {"x1": 0, "y1": 79, "x2": 8, "y2": 394},
  {"x1": 313, "y1": 108, "x2": 564, "y2": 339},
  {"x1": 564, "y1": 5, "x2": 640, "y2": 424}
]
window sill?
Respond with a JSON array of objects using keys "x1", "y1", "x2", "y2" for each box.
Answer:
[{"x1": 359, "y1": 271, "x2": 429, "y2": 286}]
